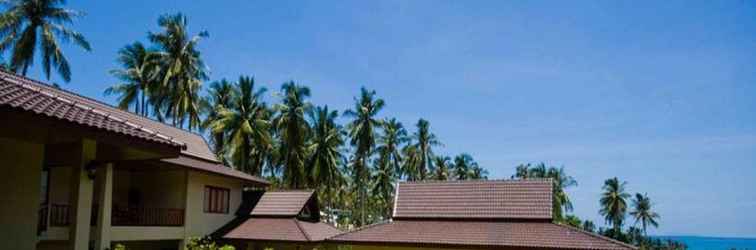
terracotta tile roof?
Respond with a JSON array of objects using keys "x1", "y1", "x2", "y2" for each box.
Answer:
[
  {"x1": 0, "y1": 74, "x2": 184, "y2": 147},
  {"x1": 393, "y1": 179, "x2": 553, "y2": 220},
  {"x1": 161, "y1": 156, "x2": 269, "y2": 184},
  {"x1": 328, "y1": 220, "x2": 636, "y2": 250},
  {"x1": 250, "y1": 190, "x2": 315, "y2": 217},
  {"x1": 0, "y1": 70, "x2": 216, "y2": 161},
  {"x1": 223, "y1": 218, "x2": 341, "y2": 242}
]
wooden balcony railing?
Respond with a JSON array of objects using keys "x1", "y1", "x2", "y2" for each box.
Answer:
[
  {"x1": 112, "y1": 206, "x2": 185, "y2": 227},
  {"x1": 49, "y1": 204, "x2": 71, "y2": 226}
]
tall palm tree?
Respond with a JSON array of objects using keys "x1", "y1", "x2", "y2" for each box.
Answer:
[
  {"x1": 344, "y1": 87, "x2": 384, "y2": 226},
  {"x1": 274, "y1": 81, "x2": 311, "y2": 189},
  {"x1": 630, "y1": 193, "x2": 660, "y2": 236},
  {"x1": 105, "y1": 42, "x2": 159, "y2": 116},
  {"x1": 377, "y1": 118, "x2": 407, "y2": 178},
  {"x1": 203, "y1": 79, "x2": 235, "y2": 157},
  {"x1": 469, "y1": 164, "x2": 488, "y2": 180},
  {"x1": 0, "y1": 0, "x2": 91, "y2": 82},
  {"x1": 548, "y1": 167, "x2": 577, "y2": 222},
  {"x1": 208, "y1": 76, "x2": 271, "y2": 175},
  {"x1": 600, "y1": 177, "x2": 630, "y2": 236},
  {"x1": 432, "y1": 156, "x2": 450, "y2": 181},
  {"x1": 453, "y1": 153, "x2": 474, "y2": 180},
  {"x1": 412, "y1": 119, "x2": 440, "y2": 180},
  {"x1": 306, "y1": 105, "x2": 345, "y2": 214},
  {"x1": 401, "y1": 144, "x2": 421, "y2": 181},
  {"x1": 372, "y1": 150, "x2": 394, "y2": 219},
  {"x1": 149, "y1": 13, "x2": 207, "y2": 129}
]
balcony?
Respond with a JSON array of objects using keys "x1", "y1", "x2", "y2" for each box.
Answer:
[{"x1": 37, "y1": 204, "x2": 185, "y2": 230}]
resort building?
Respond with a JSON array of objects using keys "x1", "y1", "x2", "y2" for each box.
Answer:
[
  {"x1": 328, "y1": 180, "x2": 638, "y2": 250},
  {"x1": 0, "y1": 70, "x2": 269, "y2": 250},
  {"x1": 219, "y1": 190, "x2": 342, "y2": 250}
]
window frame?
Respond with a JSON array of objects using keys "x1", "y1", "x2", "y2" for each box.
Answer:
[{"x1": 203, "y1": 185, "x2": 230, "y2": 214}]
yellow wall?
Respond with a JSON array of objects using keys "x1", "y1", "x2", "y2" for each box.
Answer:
[
  {"x1": 184, "y1": 171, "x2": 245, "y2": 238},
  {"x1": 0, "y1": 137, "x2": 45, "y2": 250}
]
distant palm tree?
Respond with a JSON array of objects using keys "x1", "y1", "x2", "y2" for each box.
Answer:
[
  {"x1": 432, "y1": 156, "x2": 450, "y2": 181},
  {"x1": 469, "y1": 164, "x2": 488, "y2": 180},
  {"x1": 630, "y1": 193, "x2": 660, "y2": 236},
  {"x1": 208, "y1": 76, "x2": 271, "y2": 175},
  {"x1": 401, "y1": 144, "x2": 421, "y2": 181},
  {"x1": 0, "y1": 0, "x2": 91, "y2": 82},
  {"x1": 203, "y1": 79, "x2": 235, "y2": 160},
  {"x1": 453, "y1": 153, "x2": 474, "y2": 180},
  {"x1": 412, "y1": 119, "x2": 440, "y2": 180},
  {"x1": 344, "y1": 87, "x2": 384, "y2": 226},
  {"x1": 372, "y1": 150, "x2": 394, "y2": 219},
  {"x1": 377, "y1": 118, "x2": 407, "y2": 178},
  {"x1": 307, "y1": 105, "x2": 345, "y2": 213},
  {"x1": 582, "y1": 220, "x2": 596, "y2": 233},
  {"x1": 274, "y1": 81, "x2": 311, "y2": 189},
  {"x1": 600, "y1": 177, "x2": 630, "y2": 236},
  {"x1": 548, "y1": 166, "x2": 577, "y2": 222},
  {"x1": 149, "y1": 13, "x2": 207, "y2": 129},
  {"x1": 105, "y1": 42, "x2": 159, "y2": 116}
]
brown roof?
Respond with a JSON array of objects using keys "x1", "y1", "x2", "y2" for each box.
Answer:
[
  {"x1": 0, "y1": 74, "x2": 184, "y2": 148},
  {"x1": 328, "y1": 220, "x2": 636, "y2": 250},
  {"x1": 250, "y1": 190, "x2": 315, "y2": 217},
  {"x1": 393, "y1": 179, "x2": 553, "y2": 220},
  {"x1": 223, "y1": 218, "x2": 342, "y2": 242},
  {"x1": 161, "y1": 156, "x2": 268, "y2": 184},
  {"x1": 0, "y1": 70, "x2": 216, "y2": 161},
  {"x1": 0, "y1": 70, "x2": 267, "y2": 185}
]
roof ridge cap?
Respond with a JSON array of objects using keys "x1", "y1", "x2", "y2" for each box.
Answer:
[
  {"x1": 293, "y1": 219, "x2": 312, "y2": 241},
  {"x1": 399, "y1": 178, "x2": 553, "y2": 184},
  {"x1": 552, "y1": 223, "x2": 639, "y2": 250},
  {"x1": 1, "y1": 73, "x2": 186, "y2": 148}
]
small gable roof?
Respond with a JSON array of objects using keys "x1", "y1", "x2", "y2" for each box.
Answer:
[
  {"x1": 250, "y1": 190, "x2": 316, "y2": 217},
  {"x1": 393, "y1": 179, "x2": 553, "y2": 220}
]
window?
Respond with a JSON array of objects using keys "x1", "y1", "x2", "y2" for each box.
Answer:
[{"x1": 204, "y1": 186, "x2": 230, "y2": 214}]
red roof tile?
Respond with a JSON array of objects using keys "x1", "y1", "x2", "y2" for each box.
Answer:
[
  {"x1": 0, "y1": 75, "x2": 184, "y2": 147},
  {"x1": 223, "y1": 218, "x2": 341, "y2": 242},
  {"x1": 161, "y1": 156, "x2": 268, "y2": 184},
  {"x1": 328, "y1": 220, "x2": 636, "y2": 250},
  {"x1": 393, "y1": 179, "x2": 553, "y2": 220},
  {"x1": 250, "y1": 191, "x2": 315, "y2": 217}
]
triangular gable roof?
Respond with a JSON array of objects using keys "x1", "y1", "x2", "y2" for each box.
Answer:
[
  {"x1": 393, "y1": 179, "x2": 553, "y2": 220},
  {"x1": 250, "y1": 190, "x2": 318, "y2": 218}
]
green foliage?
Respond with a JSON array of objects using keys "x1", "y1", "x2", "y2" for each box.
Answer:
[
  {"x1": 185, "y1": 237, "x2": 235, "y2": 250},
  {"x1": 600, "y1": 177, "x2": 630, "y2": 233},
  {"x1": 511, "y1": 163, "x2": 576, "y2": 221}
]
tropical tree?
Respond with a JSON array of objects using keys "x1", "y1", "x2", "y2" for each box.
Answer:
[
  {"x1": 432, "y1": 156, "x2": 450, "y2": 181},
  {"x1": 344, "y1": 87, "x2": 384, "y2": 226},
  {"x1": 630, "y1": 193, "x2": 660, "y2": 236},
  {"x1": 148, "y1": 13, "x2": 207, "y2": 129},
  {"x1": 372, "y1": 151, "x2": 394, "y2": 219},
  {"x1": 208, "y1": 76, "x2": 271, "y2": 175},
  {"x1": 453, "y1": 153, "x2": 474, "y2": 180},
  {"x1": 203, "y1": 79, "x2": 235, "y2": 157},
  {"x1": 377, "y1": 118, "x2": 407, "y2": 178},
  {"x1": 600, "y1": 177, "x2": 630, "y2": 237},
  {"x1": 469, "y1": 164, "x2": 488, "y2": 180},
  {"x1": 306, "y1": 105, "x2": 345, "y2": 213},
  {"x1": 274, "y1": 81, "x2": 311, "y2": 189},
  {"x1": 105, "y1": 42, "x2": 159, "y2": 116},
  {"x1": 582, "y1": 220, "x2": 596, "y2": 233},
  {"x1": 548, "y1": 166, "x2": 577, "y2": 221},
  {"x1": 0, "y1": 0, "x2": 91, "y2": 82},
  {"x1": 412, "y1": 119, "x2": 440, "y2": 180},
  {"x1": 401, "y1": 144, "x2": 421, "y2": 181}
]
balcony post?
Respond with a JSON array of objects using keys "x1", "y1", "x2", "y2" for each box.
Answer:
[
  {"x1": 94, "y1": 163, "x2": 113, "y2": 250},
  {"x1": 68, "y1": 139, "x2": 96, "y2": 250}
]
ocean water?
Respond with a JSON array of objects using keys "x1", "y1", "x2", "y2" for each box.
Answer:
[{"x1": 657, "y1": 236, "x2": 756, "y2": 250}]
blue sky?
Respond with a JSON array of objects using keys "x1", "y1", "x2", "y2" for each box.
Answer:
[{"x1": 16, "y1": 0, "x2": 756, "y2": 237}]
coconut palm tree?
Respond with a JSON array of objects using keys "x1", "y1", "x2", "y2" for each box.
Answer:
[
  {"x1": 208, "y1": 76, "x2": 271, "y2": 175},
  {"x1": 306, "y1": 105, "x2": 345, "y2": 213},
  {"x1": 401, "y1": 144, "x2": 421, "y2": 181},
  {"x1": 377, "y1": 118, "x2": 407, "y2": 178},
  {"x1": 412, "y1": 119, "x2": 440, "y2": 180},
  {"x1": 344, "y1": 87, "x2": 384, "y2": 226},
  {"x1": 453, "y1": 153, "x2": 474, "y2": 180},
  {"x1": 372, "y1": 151, "x2": 394, "y2": 219},
  {"x1": 548, "y1": 166, "x2": 577, "y2": 222},
  {"x1": 630, "y1": 193, "x2": 660, "y2": 236},
  {"x1": 274, "y1": 81, "x2": 311, "y2": 189},
  {"x1": 148, "y1": 13, "x2": 207, "y2": 129},
  {"x1": 582, "y1": 220, "x2": 596, "y2": 233},
  {"x1": 202, "y1": 79, "x2": 235, "y2": 158},
  {"x1": 105, "y1": 42, "x2": 159, "y2": 116},
  {"x1": 600, "y1": 177, "x2": 630, "y2": 236},
  {"x1": 0, "y1": 0, "x2": 91, "y2": 82},
  {"x1": 469, "y1": 164, "x2": 488, "y2": 180},
  {"x1": 432, "y1": 156, "x2": 450, "y2": 181}
]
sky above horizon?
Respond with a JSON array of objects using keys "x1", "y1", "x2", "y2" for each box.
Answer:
[{"x1": 12, "y1": 0, "x2": 756, "y2": 238}]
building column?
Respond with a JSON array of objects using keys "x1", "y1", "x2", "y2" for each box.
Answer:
[
  {"x1": 94, "y1": 163, "x2": 113, "y2": 250},
  {"x1": 68, "y1": 139, "x2": 96, "y2": 250}
]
